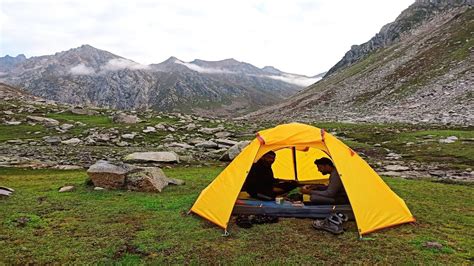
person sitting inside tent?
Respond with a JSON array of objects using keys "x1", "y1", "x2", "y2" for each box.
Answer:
[
  {"x1": 299, "y1": 157, "x2": 345, "y2": 204},
  {"x1": 242, "y1": 151, "x2": 297, "y2": 200}
]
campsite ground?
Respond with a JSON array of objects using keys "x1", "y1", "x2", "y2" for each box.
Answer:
[{"x1": 1, "y1": 166, "x2": 472, "y2": 264}]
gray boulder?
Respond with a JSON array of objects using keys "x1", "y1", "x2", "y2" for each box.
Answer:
[
  {"x1": 219, "y1": 141, "x2": 251, "y2": 161},
  {"x1": 87, "y1": 160, "x2": 129, "y2": 189},
  {"x1": 26, "y1": 116, "x2": 59, "y2": 127},
  {"x1": 124, "y1": 152, "x2": 179, "y2": 163},
  {"x1": 195, "y1": 140, "x2": 218, "y2": 149},
  {"x1": 113, "y1": 113, "x2": 139, "y2": 124}
]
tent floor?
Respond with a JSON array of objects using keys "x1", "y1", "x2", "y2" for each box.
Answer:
[{"x1": 232, "y1": 199, "x2": 354, "y2": 220}]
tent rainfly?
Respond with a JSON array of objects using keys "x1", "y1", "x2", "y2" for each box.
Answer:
[{"x1": 190, "y1": 123, "x2": 415, "y2": 235}]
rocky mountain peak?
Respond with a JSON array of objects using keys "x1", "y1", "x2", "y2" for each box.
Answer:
[{"x1": 261, "y1": 66, "x2": 282, "y2": 75}]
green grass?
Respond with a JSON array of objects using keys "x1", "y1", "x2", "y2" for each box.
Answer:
[{"x1": 0, "y1": 167, "x2": 472, "y2": 264}]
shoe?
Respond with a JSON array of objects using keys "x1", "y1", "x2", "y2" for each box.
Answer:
[{"x1": 312, "y1": 218, "x2": 343, "y2": 235}]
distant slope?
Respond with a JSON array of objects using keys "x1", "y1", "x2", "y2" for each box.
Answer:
[
  {"x1": 247, "y1": 2, "x2": 473, "y2": 125},
  {"x1": 0, "y1": 46, "x2": 319, "y2": 116}
]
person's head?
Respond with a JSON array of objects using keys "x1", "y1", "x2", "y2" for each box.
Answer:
[
  {"x1": 259, "y1": 151, "x2": 276, "y2": 166},
  {"x1": 314, "y1": 157, "x2": 335, "y2": 175}
]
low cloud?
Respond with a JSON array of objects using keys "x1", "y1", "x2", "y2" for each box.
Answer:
[
  {"x1": 174, "y1": 60, "x2": 234, "y2": 74},
  {"x1": 266, "y1": 74, "x2": 321, "y2": 87},
  {"x1": 70, "y1": 64, "x2": 95, "y2": 75},
  {"x1": 102, "y1": 58, "x2": 150, "y2": 72}
]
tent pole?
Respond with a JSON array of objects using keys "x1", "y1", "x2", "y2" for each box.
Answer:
[{"x1": 292, "y1": 146, "x2": 298, "y2": 181}]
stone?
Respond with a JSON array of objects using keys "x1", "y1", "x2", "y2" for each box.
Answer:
[
  {"x1": 126, "y1": 167, "x2": 169, "y2": 192},
  {"x1": 219, "y1": 140, "x2": 251, "y2": 161},
  {"x1": 0, "y1": 186, "x2": 14, "y2": 197},
  {"x1": 214, "y1": 139, "x2": 238, "y2": 146},
  {"x1": 94, "y1": 187, "x2": 104, "y2": 191},
  {"x1": 116, "y1": 141, "x2": 130, "y2": 147},
  {"x1": 61, "y1": 138, "x2": 81, "y2": 145},
  {"x1": 43, "y1": 136, "x2": 61, "y2": 144},
  {"x1": 439, "y1": 136, "x2": 458, "y2": 144},
  {"x1": 53, "y1": 165, "x2": 82, "y2": 170},
  {"x1": 87, "y1": 160, "x2": 129, "y2": 189},
  {"x1": 143, "y1": 126, "x2": 156, "y2": 133},
  {"x1": 155, "y1": 123, "x2": 167, "y2": 130},
  {"x1": 3, "y1": 110, "x2": 14, "y2": 115},
  {"x1": 378, "y1": 171, "x2": 402, "y2": 177},
  {"x1": 384, "y1": 165, "x2": 410, "y2": 171},
  {"x1": 423, "y1": 241, "x2": 443, "y2": 249},
  {"x1": 5, "y1": 121, "x2": 21, "y2": 125},
  {"x1": 124, "y1": 152, "x2": 179, "y2": 163},
  {"x1": 112, "y1": 113, "x2": 139, "y2": 124},
  {"x1": 184, "y1": 123, "x2": 197, "y2": 130},
  {"x1": 121, "y1": 133, "x2": 136, "y2": 140},
  {"x1": 59, "y1": 123, "x2": 74, "y2": 130},
  {"x1": 59, "y1": 185, "x2": 75, "y2": 192},
  {"x1": 195, "y1": 140, "x2": 218, "y2": 149},
  {"x1": 215, "y1": 131, "x2": 232, "y2": 138},
  {"x1": 6, "y1": 139, "x2": 24, "y2": 144},
  {"x1": 167, "y1": 142, "x2": 193, "y2": 149},
  {"x1": 71, "y1": 108, "x2": 98, "y2": 115},
  {"x1": 26, "y1": 116, "x2": 60, "y2": 127},
  {"x1": 199, "y1": 127, "x2": 224, "y2": 134}
]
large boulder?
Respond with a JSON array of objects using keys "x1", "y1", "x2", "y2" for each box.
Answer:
[
  {"x1": 86, "y1": 160, "x2": 129, "y2": 189},
  {"x1": 112, "y1": 113, "x2": 139, "y2": 124},
  {"x1": 126, "y1": 167, "x2": 169, "y2": 192},
  {"x1": 26, "y1": 116, "x2": 59, "y2": 127},
  {"x1": 124, "y1": 152, "x2": 179, "y2": 163},
  {"x1": 219, "y1": 141, "x2": 251, "y2": 161}
]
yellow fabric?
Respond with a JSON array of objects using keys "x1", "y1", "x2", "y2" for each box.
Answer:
[
  {"x1": 190, "y1": 139, "x2": 261, "y2": 229},
  {"x1": 324, "y1": 133, "x2": 415, "y2": 235},
  {"x1": 191, "y1": 122, "x2": 414, "y2": 235},
  {"x1": 273, "y1": 147, "x2": 329, "y2": 181}
]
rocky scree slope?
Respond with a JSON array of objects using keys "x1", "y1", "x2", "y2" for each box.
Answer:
[
  {"x1": 0, "y1": 45, "x2": 319, "y2": 116},
  {"x1": 247, "y1": 1, "x2": 473, "y2": 125}
]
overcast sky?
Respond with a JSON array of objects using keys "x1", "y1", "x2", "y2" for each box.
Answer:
[{"x1": 0, "y1": 0, "x2": 415, "y2": 76}]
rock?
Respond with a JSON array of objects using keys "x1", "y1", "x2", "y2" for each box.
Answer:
[
  {"x1": 423, "y1": 241, "x2": 443, "y2": 249},
  {"x1": 43, "y1": 136, "x2": 61, "y2": 144},
  {"x1": 0, "y1": 186, "x2": 14, "y2": 197},
  {"x1": 199, "y1": 127, "x2": 224, "y2": 134},
  {"x1": 5, "y1": 121, "x2": 21, "y2": 125},
  {"x1": 116, "y1": 141, "x2": 130, "y2": 147},
  {"x1": 26, "y1": 116, "x2": 60, "y2": 127},
  {"x1": 155, "y1": 123, "x2": 167, "y2": 130},
  {"x1": 386, "y1": 152, "x2": 402, "y2": 160},
  {"x1": 87, "y1": 160, "x2": 129, "y2": 189},
  {"x1": 195, "y1": 140, "x2": 218, "y2": 149},
  {"x1": 71, "y1": 108, "x2": 98, "y2": 115},
  {"x1": 59, "y1": 123, "x2": 74, "y2": 130},
  {"x1": 215, "y1": 131, "x2": 232, "y2": 138},
  {"x1": 6, "y1": 139, "x2": 24, "y2": 144},
  {"x1": 439, "y1": 136, "x2": 458, "y2": 144},
  {"x1": 167, "y1": 142, "x2": 193, "y2": 149},
  {"x1": 429, "y1": 170, "x2": 445, "y2": 177},
  {"x1": 143, "y1": 126, "x2": 156, "y2": 133},
  {"x1": 378, "y1": 171, "x2": 401, "y2": 177},
  {"x1": 94, "y1": 187, "x2": 104, "y2": 191},
  {"x1": 3, "y1": 110, "x2": 14, "y2": 115},
  {"x1": 184, "y1": 123, "x2": 197, "y2": 130},
  {"x1": 113, "y1": 113, "x2": 139, "y2": 124},
  {"x1": 384, "y1": 165, "x2": 410, "y2": 171},
  {"x1": 219, "y1": 140, "x2": 251, "y2": 161},
  {"x1": 59, "y1": 185, "x2": 75, "y2": 192},
  {"x1": 124, "y1": 152, "x2": 179, "y2": 163},
  {"x1": 214, "y1": 139, "x2": 238, "y2": 146},
  {"x1": 121, "y1": 133, "x2": 136, "y2": 140},
  {"x1": 126, "y1": 167, "x2": 169, "y2": 192},
  {"x1": 53, "y1": 165, "x2": 83, "y2": 170},
  {"x1": 61, "y1": 138, "x2": 81, "y2": 145}
]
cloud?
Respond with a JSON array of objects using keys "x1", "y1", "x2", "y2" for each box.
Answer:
[
  {"x1": 174, "y1": 60, "x2": 234, "y2": 74},
  {"x1": 101, "y1": 58, "x2": 150, "y2": 72},
  {"x1": 266, "y1": 74, "x2": 322, "y2": 87},
  {"x1": 70, "y1": 64, "x2": 95, "y2": 75}
]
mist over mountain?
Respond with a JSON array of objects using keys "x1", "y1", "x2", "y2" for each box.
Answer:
[{"x1": 0, "y1": 45, "x2": 321, "y2": 116}]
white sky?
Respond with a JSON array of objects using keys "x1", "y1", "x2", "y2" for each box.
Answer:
[{"x1": 0, "y1": 0, "x2": 415, "y2": 76}]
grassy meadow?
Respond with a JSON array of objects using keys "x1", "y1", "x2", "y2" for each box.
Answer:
[{"x1": 0, "y1": 166, "x2": 473, "y2": 264}]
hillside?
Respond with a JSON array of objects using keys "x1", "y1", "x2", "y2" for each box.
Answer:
[
  {"x1": 247, "y1": 1, "x2": 473, "y2": 125},
  {"x1": 0, "y1": 46, "x2": 320, "y2": 116}
]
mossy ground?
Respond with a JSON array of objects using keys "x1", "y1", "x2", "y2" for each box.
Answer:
[{"x1": 0, "y1": 167, "x2": 472, "y2": 264}]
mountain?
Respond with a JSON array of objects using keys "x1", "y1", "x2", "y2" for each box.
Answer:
[
  {"x1": 0, "y1": 54, "x2": 26, "y2": 73},
  {"x1": 247, "y1": 1, "x2": 473, "y2": 125},
  {"x1": 0, "y1": 46, "x2": 320, "y2": 116}
]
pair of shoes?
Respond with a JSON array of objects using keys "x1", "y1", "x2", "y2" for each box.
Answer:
[{"x1": 312, "y1": 214, "x2": 346, "y2": 235}]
